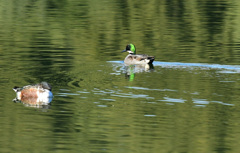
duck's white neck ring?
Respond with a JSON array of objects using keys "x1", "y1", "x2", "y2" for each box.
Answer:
[{"x1": 127, "y1": 50, "x2": 134, "y2": 54}]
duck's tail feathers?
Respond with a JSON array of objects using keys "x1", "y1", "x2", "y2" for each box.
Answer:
[
  {"x1": 13, "y1": 86, "x2": 21, "y2": 92},
  {"x1": 148, "y1": 56, "x2": 155, "y2": 64}
]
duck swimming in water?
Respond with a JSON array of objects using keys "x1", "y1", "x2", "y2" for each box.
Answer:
[
  {"x1": 122, "y1": 44, "x2": 155, "y2": 65},
  {"x1": 13, "y1": 82, "x2": 53, "y2": 104}
]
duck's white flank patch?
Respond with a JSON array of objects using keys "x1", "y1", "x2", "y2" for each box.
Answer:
[
  {"x1": 16, "y1": 92, "x2": 21, "y2": 99},
  {"x1": 38, "y1": 89, "x2": 53, "y2": 98}
]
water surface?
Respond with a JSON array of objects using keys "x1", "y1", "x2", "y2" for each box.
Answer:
[{"x1": 1, "y1": 0, "x2": 240, "y2": 153}]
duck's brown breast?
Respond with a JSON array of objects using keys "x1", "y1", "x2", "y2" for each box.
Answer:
[{"x1": 21, "y1": 88, "x2": 39, "y2": 98}]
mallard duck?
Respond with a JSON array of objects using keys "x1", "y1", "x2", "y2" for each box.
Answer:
[{"x1": 122, "y1": 44, "x2": 155, "y2": 65}]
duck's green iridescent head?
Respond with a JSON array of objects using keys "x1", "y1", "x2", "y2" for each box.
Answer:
[{"x1": 122, "y1": 43, "x2": 136, "y2": 54}]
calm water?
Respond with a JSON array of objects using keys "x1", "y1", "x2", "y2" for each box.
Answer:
[{"x1": 1, "y1": 0, "x2": 240, "y2": 153}]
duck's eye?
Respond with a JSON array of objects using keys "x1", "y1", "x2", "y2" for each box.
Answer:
[{"x1": 126, "y1": 45, "x2": 131, "y2": 50}]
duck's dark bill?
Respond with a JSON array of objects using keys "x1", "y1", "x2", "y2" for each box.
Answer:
[{"x1": 122, "y1": 50, "x2": 127, "y2": 52}]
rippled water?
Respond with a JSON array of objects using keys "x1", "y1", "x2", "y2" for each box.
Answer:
[{"x1": 1, "y1": 0, "x2": 240, "y2": 153}]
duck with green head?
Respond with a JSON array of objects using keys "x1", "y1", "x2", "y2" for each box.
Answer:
[{"x1": 122, "y1": 44, "x2": 155, "y2": 65}]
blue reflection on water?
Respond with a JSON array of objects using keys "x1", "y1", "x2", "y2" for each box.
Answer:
[
  {"x1": 108, "y1": 61, "x2": 240, "y2": 73},
  {"x1": 154, "y1": 61, "x2": 240, "y2": 71}
]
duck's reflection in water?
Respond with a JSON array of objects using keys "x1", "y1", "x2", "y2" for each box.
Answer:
[
  {"x1": 124, "y1": 64, "x2": 154, "y2": 81},
  {"x1": 13, "y1": 96, "x2": 53, "y2": 109}
]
